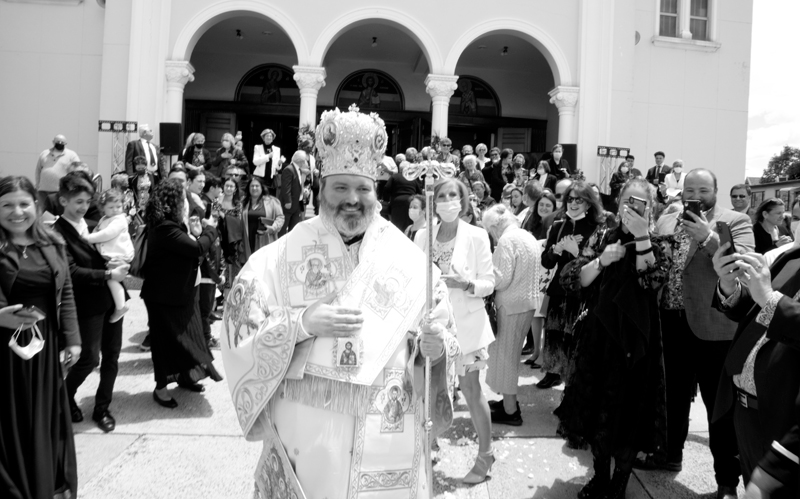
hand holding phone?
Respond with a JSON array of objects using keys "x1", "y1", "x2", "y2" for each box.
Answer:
[
  {"x1": 682, "y1": 200, "x2": 702, "y2": 221},
  {"x1": 716, "y1": 221, "x2": 735, "y2": 257}
]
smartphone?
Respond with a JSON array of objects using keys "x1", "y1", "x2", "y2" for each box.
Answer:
[
  {"x1": 14, "y1": 305, "x2": 46, "y2": 321},
  {"x1": 717, "y1": 221, "x2": 735, "y2": 256},
  {"x1": 682, "y1": 200, "x2": 702, "y2": 221},
  {"x1": 623, "y1": 195, "x2": 647, "y2": 217}
]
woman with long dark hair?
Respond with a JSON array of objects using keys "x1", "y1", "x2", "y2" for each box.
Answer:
[
  {"x1": 220, "y1": 176, "x2": 244, "y2": 292},
  {"x1": 0, "y1": 176, "x2": 80, "y2": 499},
  {"x1": 240, "y1": 175, "x2": 284, "y2": 260},
  {"x1": 537, "y1": 181, "x2": 607, "y2": 389},
  {"x1": 555, "y1": 178, "x2": 669, "y2": 499},
  {"x1": 142, "y1": 180, "x2": 222, "y2": 408},
  {"x1": 528, "y1": 191, "x2": 557, "y2": 240}
]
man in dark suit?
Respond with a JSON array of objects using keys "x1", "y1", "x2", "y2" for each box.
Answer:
[
  {"x1": 638, "y1": 168, "x2": 755, "y2": 499},
  {"x1": 481, "y1": 147, "x2": 506, "y2": 203},
  {"x1": 125, "y1": 124, "x2": 164, "y2": 180},
  {"x1": 280, "y1": 150, "x2": 307, "y2": 235},
  {"x1": 711, "y1": 244, "x2": 800, "y2": 499},
  {"x1": 645, "y1": 151, "x2": 671, "y2": 187},
  {"x1": 53, "y1": 172, "x2": 128, "y2": 433}
]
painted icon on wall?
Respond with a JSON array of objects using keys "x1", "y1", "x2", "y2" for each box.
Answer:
[
  {"x1": 235, "y1": 64, "x2": 297, "y2": 104},
  {"x1": 335, "y1": 70, "x2": 404, "y2": 111},
  {"x1": 451, "y1": 76, "x2": 500, "y2": 117}
]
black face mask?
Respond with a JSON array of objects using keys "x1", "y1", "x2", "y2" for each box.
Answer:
[
  {"x1": 54, "y1": 143, "x2": 65, "y2": 151},
  {"x1": 195, "y1": 144, "x2": 203, "y2": 150}
]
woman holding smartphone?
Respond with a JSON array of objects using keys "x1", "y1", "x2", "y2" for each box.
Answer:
[
  {"x1": 240, "y1": 175, "x2": 284, "y2": 261},
  {"x1": 555, "y1": 178, "x2": 670, "y2": 499},
  {"x1": 0, "y1": 176, "x2": 81, "y2": 499}
]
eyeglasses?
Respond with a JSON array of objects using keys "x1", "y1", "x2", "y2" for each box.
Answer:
[
  {"x1": 567, "y1": 196, "x2": 586, "y2": 205},
  {"x1": 730, "y1": 195, "x2": 747, "y2": 199}
]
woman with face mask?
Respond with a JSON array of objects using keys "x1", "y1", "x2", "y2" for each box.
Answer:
[
  {"x1": 753, "y1": 198, "x2": 794, "y2": 255},
  {"x1": 609, "y1": 161, "x2": 633, "y2": 203},
  {"x1": 403, "y1": 194, "x2": 427, "y2": 241},
  {"x1": 181, "y1": 133, "x2": 213, "y2": 172},
  {"x1": 414, "y1": 178, "x2": 496, "y2": 484},
  {"x1": 0, "y1": 176, "x2": 81, "y2": 499},
  {"x1": 548, "y1": 144, "x2": 573, "y2": 180},
  {"x1": 531, "y1": 161, "x2": 557, "y2": 192},
  {"x1": 664, "y1": 160, "x2": 685, "y2": 195},
  {"x1": 210, "y1": 132, "x2": 249, "y2": 178},
  {"x1": 538, "y1": 181, "x2": 607, "y2": 389},
  {"x1": 383, "y1": 161, "x2": 423, "y2": 233}
]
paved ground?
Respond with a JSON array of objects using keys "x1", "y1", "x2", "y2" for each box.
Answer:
[{"x1": 71, "y1": 291, "x2": 742, "y2": 498}]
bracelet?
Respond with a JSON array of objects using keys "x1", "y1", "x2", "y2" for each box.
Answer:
[
  {"x1": 595, "y1": 258, "x2": 606, "y2": 270},
  {"x1": 636, "y1": 247, "x2": 654, "y2": 256},
  {"x1": 634, "y1": 235, "x2": 649, "y2": 242}
]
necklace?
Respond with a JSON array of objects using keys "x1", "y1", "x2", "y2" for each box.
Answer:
[{"x1": 14, "y1": 243, "x2": 29, "y2": 259}]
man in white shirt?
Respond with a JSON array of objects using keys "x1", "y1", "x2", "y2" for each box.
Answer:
[
  {"x1": 125, "y1": 124, "x2": 162, "y2": 181},
  {"x1": 35, "y1": 134, "x2": 80, "y2": 207}
]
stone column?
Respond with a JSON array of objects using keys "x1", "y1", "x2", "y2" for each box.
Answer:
[
  {"x1": 164, "y1": 60, "x2": 195, "y2": 123},
  {"x1": 293, "y1": 66, "x2": 327, "y2": 129},
  {"x1": 548, "y1": 86, "x2": 580, "y2": 144},
  {"x1": 425, "y1": 74, "x2": 459, "y2": 139}
]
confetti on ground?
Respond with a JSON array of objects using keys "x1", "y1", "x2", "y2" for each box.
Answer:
[{"x1": 516, "y1": 468, "x2": 525, "y2": 474}]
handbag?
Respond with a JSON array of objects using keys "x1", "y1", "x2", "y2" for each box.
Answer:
[{"x1": 128, "y1": 224, "x2": 148, "y2": 279}]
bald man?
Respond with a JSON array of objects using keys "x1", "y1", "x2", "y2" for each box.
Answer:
[
  {"x1": 36, "y1": 134, "x2": 81, "y2": 208},
  {"x1": 279, "y1": 150, "x2": 308, "y2": 235}
]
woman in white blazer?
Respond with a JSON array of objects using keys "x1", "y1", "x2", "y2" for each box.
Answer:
[
  {"x1": 664, "y1": 159, "x2": 685, "y2": 197},
  {"x1": 415, "y1": 178, "x2": 496, "y2": 484}
]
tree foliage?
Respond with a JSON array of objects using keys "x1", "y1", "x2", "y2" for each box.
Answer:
[{"x1": 761, "y1": 145, "x2": 800, "y2": 183}]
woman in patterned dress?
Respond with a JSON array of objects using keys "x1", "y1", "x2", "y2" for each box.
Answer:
[
  {"x1": 555, "y1": 178, "x2": 669, "y2": 499},
  {"x1": 481, "y1": 204, "x2": 542, "y2": 426},
  {"x1": 414, "y1": 178, "x2": 496, "y2": 484},
  {"x1": 219, "y1": 176, "x2": 243, "y2": 293}
]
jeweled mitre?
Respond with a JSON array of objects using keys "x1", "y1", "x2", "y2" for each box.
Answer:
[{"x1": 315, "y1": 104, "x2": 388, "y2": 180}]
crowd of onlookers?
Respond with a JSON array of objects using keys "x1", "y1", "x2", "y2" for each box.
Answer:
[{"x1": 3, "y1": 128, "x2": 799, "y2": 498}]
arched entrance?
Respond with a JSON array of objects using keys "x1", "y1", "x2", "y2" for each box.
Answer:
[
  {"x1": 181, "y1": 12, "x2": 301, "y2": 166},
  {"x1": 447, "y1": 27, "x2": 561, "y2": 160}
]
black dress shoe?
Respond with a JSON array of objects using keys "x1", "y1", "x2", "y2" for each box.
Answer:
[
  {"x1": 152, "y1": 390, "x2": 178, "y2": 409},
  {"x1": 491, "y1": 407, "x2": 523, "y2": 426},
  {"x1": 632, "y1": 454, "x2": 682, "y2": 472},
  {"x1": 536, "y1": 373, "x2": 563, "y2": 389},
  {"x1": 92, "y1": 410, "x2": 116, "y2": 433},
  {"x1": 488, "y1": 399, "x2": 520, "y2": 413},
  {"x1": 70, "y1": 404, "x2": 84, "y2": 423},
  {"x1": 178, "y1": 382, "x2": 205, "y2": 393}
]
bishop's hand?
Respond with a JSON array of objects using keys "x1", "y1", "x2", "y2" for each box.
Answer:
[
  {"x1": 419, "y1": 321, "x2": 445, "y2": 360},
  {"x1": 301, "y1": 291, "x2": 363, "y2": 337}
]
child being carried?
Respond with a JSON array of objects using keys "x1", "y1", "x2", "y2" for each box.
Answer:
[{"x1": 83, "y1": 189, "x2": 134, "y2": 323}]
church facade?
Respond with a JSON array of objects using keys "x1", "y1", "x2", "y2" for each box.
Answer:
[{"x1": 0, "y1": 0, "x2": 753, "y2": 197}]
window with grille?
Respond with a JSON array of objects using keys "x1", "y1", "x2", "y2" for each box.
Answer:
[
  {"x1": 689, "y1": 0, "x2": 709, "y2": 40},
  {"x1": 659, "y1": 0, "x2": 679, "y2": 37}
]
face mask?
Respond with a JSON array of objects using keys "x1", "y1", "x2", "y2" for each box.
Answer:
[
  {"x1": 567, "y1": 211, "x2": 586, "y2": 221},
  {"x1": 436, "y1": 200, "x2": 462, "y2": 223},
  {"x1": 537, "y1": 169, "x2": 545, "y2": 176},
  {"x1": 673, "y1": 167, "x2": 683, "y2": 174},
  {"x1": 620, "y1": 167, "x2": 629, "y2": 174},
  {"x1": 222, "y1": 141, "x2": 231, "y2": 149},
  {"x1": 553, "y1": 152, "x2": 562, "y2": 161},
  {"x1": 195, "y1": 144, "x2": 203, "y2": 150},
  {"x1": 8, "y1": 323, "x2": 44, "y2": 360},
  {"x1": 54, "y1": 143, "x2": 65, "y2": 151},
  {"x1": 408, "y1": 208, "x2": 422, "y2": 222}
]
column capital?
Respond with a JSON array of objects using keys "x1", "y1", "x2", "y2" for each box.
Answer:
[
  {"x1": 425, "y1": 74, "x2": 459, "y2": 99},
  {"x1": 293, "y1": 66, "x2": 327, "y2": 92},
  {"x1": 548, "y1": 85, "x2": 579, "y2": 111},
  {"x1": 165, "y1": 60, "x2": 195, "y2": 87}
]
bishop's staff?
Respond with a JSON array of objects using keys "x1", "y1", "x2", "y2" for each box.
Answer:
[{"x1": 402, "y1": 157, "x2": 457, "y2": 495}]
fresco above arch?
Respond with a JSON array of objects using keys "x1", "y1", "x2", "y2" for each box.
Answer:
[
  {"x1": 334, "y1": 70, "x2": 404, "y2": 111},
  {"x1": 235, "y1": 64, "x2": 298, "y2": 104}
]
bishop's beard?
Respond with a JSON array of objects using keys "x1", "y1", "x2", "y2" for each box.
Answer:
[{"x1": 319, "y1": 191, "x2": 377, "y2": 240}]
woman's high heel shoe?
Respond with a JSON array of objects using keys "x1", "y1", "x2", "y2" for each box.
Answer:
[
  {"x1": 462, "y1": 450, "x2": 495, "y2": 484},
  {"x1": 152, "y1": 389, "x2": 178, "y2": 409}
]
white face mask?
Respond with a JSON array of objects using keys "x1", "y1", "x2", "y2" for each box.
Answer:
[
  {"x1": 620, "y1": 167, "x2": 629, "y2": 174},
  {"x1": 673, "y1": 167, "x2": 683, "y2": 174},
  {"x1": 436, "y1": 200, "x2": 462, "y2": 223},
  {"x1": 553, "y1": 152, "x2": 562, "y2": 161},
  {"x1": 408, "y1": 208, "x2": 422, "y2": 222},
  {"x1": 8, "y1": 323, "x2": 44, "y2": 360},
  {"x1": 567, "y1": 211, "x2": 586, "y2": 221}
]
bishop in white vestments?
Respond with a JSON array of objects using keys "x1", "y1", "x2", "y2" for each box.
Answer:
[{"x1": 222, "y1": 106, "x2": 460, "y2": 499}]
